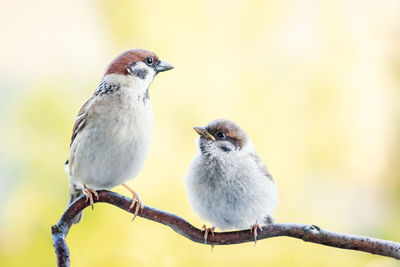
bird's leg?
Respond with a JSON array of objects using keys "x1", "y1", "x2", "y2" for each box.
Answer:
[
  {"x1": 250, "y1": 223, "x2": 263, "y2": 245},
  {"x1": 122, "y1": 183, "x2": 144, "y2": 221},
  {"x1": 202, "y1": 224, "x2": 215, "y2": 246},
  {"x1": 82, "y1": 184, "x2": 99, "y2": 210}
]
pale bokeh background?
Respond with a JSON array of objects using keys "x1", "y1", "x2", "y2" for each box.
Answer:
[{"x1": 1, "y1": 0, "x2": 400, "y2": 266}]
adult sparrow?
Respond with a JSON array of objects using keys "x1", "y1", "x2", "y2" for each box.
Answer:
[
  {"x1": 185, "y1": 119, "x2": 278, "y2": 243},
  {"x1": 65, "y1": 49, "x2": 173, "y2": 223}
]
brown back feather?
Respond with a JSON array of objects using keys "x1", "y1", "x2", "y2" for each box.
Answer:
[{"x1": 250, "y1": 152, "x2": 274, "y2": 182}]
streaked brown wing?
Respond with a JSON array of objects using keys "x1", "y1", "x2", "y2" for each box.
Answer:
[
  {"x1": 70, "y1": 97, "x2": 94, "y2": 147},
  {"x1": 250, "y1": 152, "x2": 274, "y2": 182}
]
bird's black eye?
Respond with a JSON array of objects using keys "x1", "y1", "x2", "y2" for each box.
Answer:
[
  {"x1": 145, "y1": 56, "x2": 154, "y2": 66},
  {"x1": 216, "y1": 132, "x2": 225, "y2": 139}
]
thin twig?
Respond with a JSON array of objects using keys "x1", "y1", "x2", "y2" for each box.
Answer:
[{"x1": 51, "y1": 190, "x2": 400, "y2": 267}]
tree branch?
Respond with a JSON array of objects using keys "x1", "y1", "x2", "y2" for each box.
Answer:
[{"x1": 51, "y1": 190, "x2": 400, "y2": 266}]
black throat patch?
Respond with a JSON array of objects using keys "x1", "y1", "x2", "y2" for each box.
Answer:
[{"x1": 143, "y1": 88, "x2": 150, "y2": 104}]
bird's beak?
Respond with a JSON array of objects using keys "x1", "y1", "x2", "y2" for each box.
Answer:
[
  {"x1": 193, "y1": 126, "x2": 216, "y2": 141},
  {"x1": 155, "y1": 60, "x2": 174, "y2": 73}
]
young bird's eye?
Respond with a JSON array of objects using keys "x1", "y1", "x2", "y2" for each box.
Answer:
[
  {"x1": 216, "y1": 132, "x2": 225, "y2": 139},
  {"x1": 145, "y1": 56, "x2": 154, "y2": 65}
]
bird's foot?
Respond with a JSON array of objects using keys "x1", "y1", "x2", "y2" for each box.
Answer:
[
  {"x1": 202, "y1": 224, "x2": 215, "y2": 245},
  {"x1": 82, "y1": 184, "x2": 99, "y2": 210},
  {"x1": 250, "y1": 223, "x2": 263, "y2": 245},
  {"x1": 122, "y1": 184, "x2": 144, "y2": 221}
]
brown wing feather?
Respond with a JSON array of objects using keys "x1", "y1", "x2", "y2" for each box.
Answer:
[
  {"x1": 250, "y1": 152, "x2": 274, "y2": 182},
  {"x1": 70, "y1": 97, "x2": 94, "y2": 147}
]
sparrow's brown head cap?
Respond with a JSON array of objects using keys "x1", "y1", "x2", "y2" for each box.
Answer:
[
  {"x1": 104, "y1": 49, "x2": 160, "y2": 76},
  {"x1": 202, "y1": 119, "x2": 249, "y2": 149}
]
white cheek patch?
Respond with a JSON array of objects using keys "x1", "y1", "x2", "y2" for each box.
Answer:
[{"x1": 130, "y1": 61, "x2": 155, "y2": 81}]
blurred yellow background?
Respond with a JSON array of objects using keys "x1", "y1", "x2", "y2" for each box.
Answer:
[{"x1": 1, "y1": 0, "x2": 400, "y2": 266}]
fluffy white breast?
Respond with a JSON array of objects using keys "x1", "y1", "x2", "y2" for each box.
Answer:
[{"x1": 185, "y1": 147, "x2": 278, "y2": 230}]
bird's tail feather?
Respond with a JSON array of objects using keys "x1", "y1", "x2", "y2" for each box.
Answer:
[
  {"x1": 69, "y1": 182, "x2": 83, "y2": 224},
  {"x1": 263, "y1": 215, "x2": 275, "y2": 225}
]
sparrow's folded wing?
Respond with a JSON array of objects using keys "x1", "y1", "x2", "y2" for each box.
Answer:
[
  {"x1": 250, "y1": 152, "x2": 274, "y2": 182},
  {"x1": 70, "y1": 97, "x2": 95, "y2": 147}
]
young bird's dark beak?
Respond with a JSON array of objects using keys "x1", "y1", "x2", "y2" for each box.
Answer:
[
  {"x1": 155, "y1": 60, "x2": 174, "y2": 73},
  {"x1": 193, "y1": 127, "x2": 216, "y2": 141}
]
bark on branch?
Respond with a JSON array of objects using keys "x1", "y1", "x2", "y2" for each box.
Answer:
[{"x1": 51, "y1": 190, "x2": 400, "y2": 266}]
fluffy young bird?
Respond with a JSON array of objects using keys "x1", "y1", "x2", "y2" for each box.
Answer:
[
  {"x1": 185, "y1": 119, "x2": 278, "y2": 242},
  {"x1": 65, "y1": 49, "x2": 173, "y2": 223}
]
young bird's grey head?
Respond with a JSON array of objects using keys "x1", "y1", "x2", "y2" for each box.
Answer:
[
  {"x1": 104, "y1": 49, "x2": 174, "y2": 90},
  {"x1": 194, "y1": 119, "x2": 249, "y2": 157}
]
